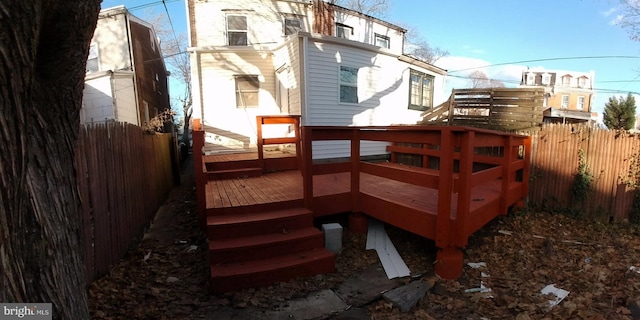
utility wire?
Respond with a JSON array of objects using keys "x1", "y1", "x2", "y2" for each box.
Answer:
[
  {"x1": 162, "y1": 0, "x2": 182, "y2": 50},
  {"x1": 447, "y1": 56, "x2": 640, "y2": 73},
  {"x1": 128, "y1": 0, "x2": 180, "y2": 11}
]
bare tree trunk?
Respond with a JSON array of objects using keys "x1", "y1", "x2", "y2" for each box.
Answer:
[{"x1": 0, "y1": 2, "x2": 101, "y2": 319}]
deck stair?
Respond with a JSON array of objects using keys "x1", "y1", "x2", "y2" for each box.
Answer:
[{"x1": 207, "y1": 207, "x2": 335, "y2": 293}]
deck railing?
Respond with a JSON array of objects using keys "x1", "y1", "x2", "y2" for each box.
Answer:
[
  {"x1": 301, "y1": 125, "x2": 531, "y2": 278},
  {"x1": 256, "y1": 115, "x2": 301, "y2": 171}
]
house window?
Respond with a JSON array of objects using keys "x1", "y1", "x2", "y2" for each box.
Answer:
[
  {"x1": 87, "y1": 43, "x2": 99, "y2": 73},
  {"x1": 409, "y1": 70, "x2": 434, "y2": 111},
  {"x1": 375, "y1": 33, "x2": 390, "y2": 48},
  {"x1": 561, "y1": 75, "x2": 571, "y2": 87},
  {"x1": 335, "y1": 23, "x2": 353, "y2": 39},
  {"x1": 561, "y1": 95, "x2": 569, "y2": 109},
  {"x1": 577, "y1": 96, "x2": 585, "y2": 110},
  {"x1": 227, "y1": 15, "x2": 248, "y2": 46},
  {"x1": 541, "y1": 73, "x2": 551, "y2": 85},
  {"x1": 235, "y1": 75, "x2": 259, "y2": 108},
  {"x1": 284, "y1": 18, "x2": 302, "y2": 36},
  {"x1": 526, "y1": 72, "x2": 535, "y2": 85},
  {"x1": 578, "y1": 77, "x2": 588, "y2": 88},
  {"x1": 339, "y1": 66, "x2": 358, "y2": 103}
]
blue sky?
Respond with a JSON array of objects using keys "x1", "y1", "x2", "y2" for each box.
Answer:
[{"x1": 101, "y1": 0, "x2": 640, "y2": 119}]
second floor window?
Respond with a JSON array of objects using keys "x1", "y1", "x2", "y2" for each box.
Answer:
[
  {"x1": 284, "y1": 18, "x2": 301, "y2": 36},
  {"x1": 561, "y1": 95, "x2": 569, "y2": 109},
  {"x1": 87, "y1": 43, "x2": 99, "y2": 73},
  {"x1": 336, "y1": 23, "x2": 353, "y2": 39},
  {"x1": 409, "y1": 70, "x2": 434, "y2": 111},
  {"x1": 561, "y1": 75, "x2": 571, "y2": 87},
  {"x1": 375, "y1": 34, "x2": 390, "y2": 48},
  {"x1": 227, "y1": 15, "x2": 248, "y2": 46},
  {"x1": 577, "y1": 96, "x2": 585, "y2": 110}
]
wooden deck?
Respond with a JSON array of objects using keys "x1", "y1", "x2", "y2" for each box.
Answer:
[{"x1": 193, "y1": 118, "x2": 531, "y2": 290}]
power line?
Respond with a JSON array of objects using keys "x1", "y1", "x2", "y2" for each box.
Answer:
[
  {"x1": 162, "y1": 0, "x2": 182, "y2": 50},
  {"x1": 447, "y1": 56, "x2": 640, "y2": 73},
  {"x1": 128, "y1": 0, "x2": 180, "y2": 11}
]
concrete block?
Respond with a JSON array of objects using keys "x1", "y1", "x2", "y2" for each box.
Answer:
[{"x1": 322, "y1": 223, "x2": 343, "y2": 254}]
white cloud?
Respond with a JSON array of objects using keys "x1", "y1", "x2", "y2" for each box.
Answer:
[
  {"x1": 434, "y1": 56, "x2": 527, "y2": 92},
  {"x1": 601, "y1": 7, "x2": 617, "y2": 17},
  {"x1": 610, "y1": 14, "x2": 625, "y2": 25}
]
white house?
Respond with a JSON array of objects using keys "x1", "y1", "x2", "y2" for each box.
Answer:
[
  {"x1": 82, "y1": 6, "x2": 170, "y2": 126},
  {"x1": 186, "y1": 0, "x2": 447, "y2": 158}
]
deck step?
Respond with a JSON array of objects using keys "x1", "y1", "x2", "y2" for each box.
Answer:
[
  {"x1": 206, "y1": 167, "x2": 262, "y2": 180},
  {"x1": 207, "y1": 207, "x2": 313, "y2": 240},
  {"x1": 209, "y1": 227, "x2": 324, "y2": 264},
  {"x1": 210, "y1": 248, "x2": 335, "y2": 293}
]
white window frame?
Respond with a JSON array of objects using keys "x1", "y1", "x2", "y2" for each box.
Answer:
[
  {"x1": 227, "y1": 15, "x2": 248, "y2": 46},
  {"x1": 526, "y1": 72, "x2": 535, "y2": 85},
  {"x1": 578, "y1": 77, "x2": 588, "y2": 88},
  {"x1": 375, "y1": 33, "x2": 390, "y2": 48},
  {"x1": 339, "y1": 66, "x2": 358, "y2": 104},
  {"x1": 335, "y1": 23, "x2": 353, "y2": 39},
  {"x1": 577, "y1": 96, "x2": 585, "y2": 110},
  {"x1": 562, "y1": 75, "x2": 571, "y2": 87},
  {"x1": 561, "y1": 95, "x2": 569, "y2": 109},
  {"x1": 409, "y1": 69, "x2": 434, "y2": 111},
  {"x1": 284, "y1": 17, "x2": 302, "y2": 36},
  {"x1": 235, "y1": 75, "x2": 260, "y2": 108},
  {"x1": 87, "y1": 43, "x2": 99, "y2": 73},
  {"x1": 541, "y1": 73, "x2": 551, "y2": 85}
]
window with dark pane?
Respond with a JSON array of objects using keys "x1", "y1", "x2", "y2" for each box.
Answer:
[
  {"x1": 227, "y1": 15, "x2": 247, "y2": 46},
  {"x1": 339, "y1": 66, "x2": 358, "y2": 103},
  {"x1": 408, "y1": 70, "x2": 434, "y2": 111}
]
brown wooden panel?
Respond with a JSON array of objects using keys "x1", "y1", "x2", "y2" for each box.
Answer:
[{"x1": 361, "y1": 162, "x2": 440, "y2": 189}]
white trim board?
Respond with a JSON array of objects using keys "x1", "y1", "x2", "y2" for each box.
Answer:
[{"x1": 366, "y1": 219, "x2": 410, "y2": 279}]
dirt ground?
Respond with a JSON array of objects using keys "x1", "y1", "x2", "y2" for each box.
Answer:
[{"x1": 89, "y1": 161, "x2": 640, "y2": 319}]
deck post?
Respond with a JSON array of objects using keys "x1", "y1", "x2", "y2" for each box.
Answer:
[
  {"x1": 500, "y1": 135, "x2": 514, "y2": 215},
  {"x1": 455, "y1": 130, "x2": 474, "y2": 247},
  {"x1": 192, "y1": 119, "x2": 207, "y2": 229},
  {"x1": 301, "y1": 127, "x2": 313, "y2": 211},
  {"x1": 256, "y1": 116, "x2": 265, "y2": 172},
  {"x1": 349, "y1": 128, "x2": 367, "y2": 234},
  {"x1": 435, "y1": 246, "x2": 463, "y2": 279},
  {"x1": 522, "y1": 135, "x2": 532, "y2": 203},
  {"x1": 435, "y1": 128, "x2": 453, "y2": 249}
]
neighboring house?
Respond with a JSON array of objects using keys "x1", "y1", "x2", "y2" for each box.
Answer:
[
  {"x1": 82, "y1": 6, "x2": 170, "y2": 126},
  {"x1": 520, "y1": 69, "x2": 597, "y2": 124},
  {"x1": 186, "y1": 0, "x2": 447, "y2": 158}
]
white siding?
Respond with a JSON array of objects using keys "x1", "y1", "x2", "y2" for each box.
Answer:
[
  {"x1": 334, "y1": 11, "x2": 404, "y2": 54},
  {"x1": 198, "y1": 50, "x2": 286, "y2": 150},
  {"x1": 91, "y1": 10, "x2": 131, "y2": 72},
  {"x1": 82, "y1": 76, "x2": 115, "y2": 124},
  {"x1": 303, "y1": 36, "x2": 445, "y2": 159},
  {"x1": 192, "y1": 0, "x2": 312, "y2": 47},
  {"x1": 112, "y1": 74, "x2": 138, "y2": 125}
]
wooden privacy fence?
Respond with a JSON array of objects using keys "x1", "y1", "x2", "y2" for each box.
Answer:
[
  {"x1": 420, "y1": 87, "x2": 544, "y2": 134},
  {"x1": 529, "y1": 124, "x2": 640, "y2": 221},
  {"x1": 75, "y1": 122, "x2": 175, "y2": 283}
]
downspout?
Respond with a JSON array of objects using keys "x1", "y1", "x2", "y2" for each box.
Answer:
[{"x1": 125, "y1": 11, "x2": 142, "y2": 126}]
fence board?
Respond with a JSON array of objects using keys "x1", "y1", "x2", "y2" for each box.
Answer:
[
  {"x1": 529, "y1": 124, "x2": 640, "y2": 221},
  {"x1": 75, "y1": 122, "x2": 175, "y2": 282}
]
